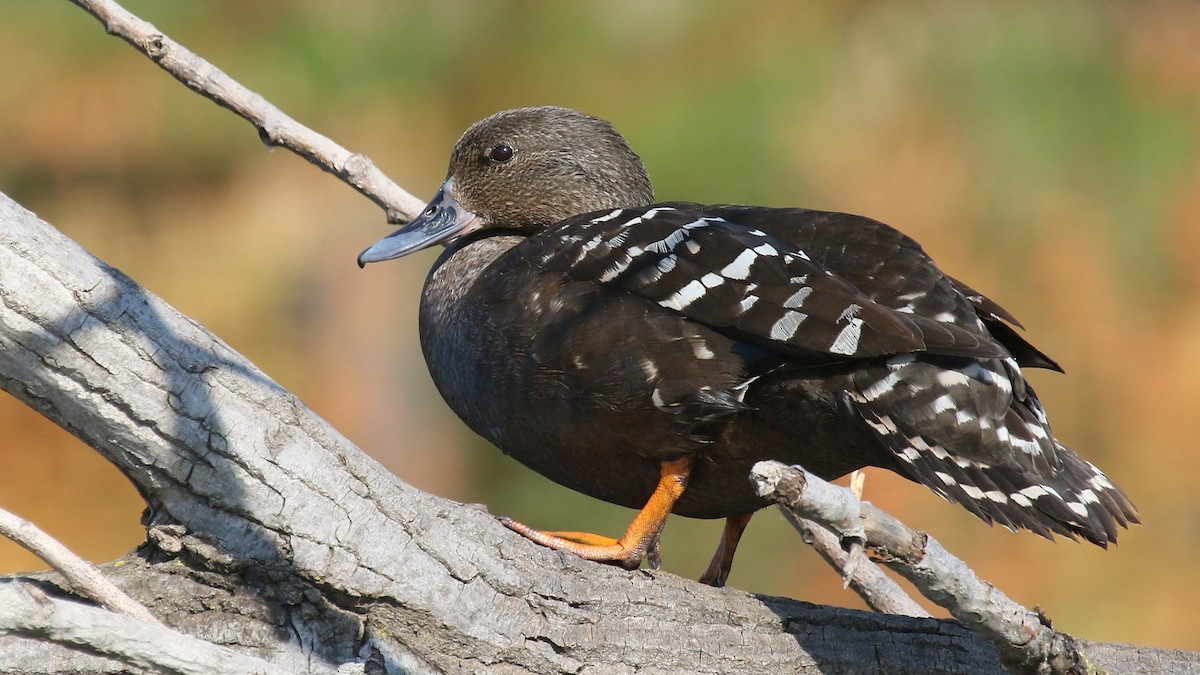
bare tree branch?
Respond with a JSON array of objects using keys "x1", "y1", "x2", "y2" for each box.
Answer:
[
  {"x1": 754, "y1": 461, "x2": 1094, "y2": 674},
  {"x1": 0, "y1": 582, "x2": 306, "y2": 675},
  {"x1": 0, "y1": 507, "x2": 158, "y2": 625},
  {"x1": 774, "y1": 506, "x2": 931, "y2": 618},
  {"x1": 67, "y1": 0, "x2": 427, "y2": 225}
]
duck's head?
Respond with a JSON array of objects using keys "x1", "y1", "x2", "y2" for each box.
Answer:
[{"x1": 358, "y1": 106, "x2": 654, "y2": 266}]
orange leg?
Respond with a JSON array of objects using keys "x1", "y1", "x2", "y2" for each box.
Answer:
[
  {"x1": 499, "y1": 455, "x2": 692, "y2": 570},
  {"x1": 698, "y1": 512, "x2": 753, "y2": 587}
]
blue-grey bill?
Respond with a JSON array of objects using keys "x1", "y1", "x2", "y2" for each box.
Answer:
[{"x1": 358, "y1": 179, "x2": 481, "y2": 267}]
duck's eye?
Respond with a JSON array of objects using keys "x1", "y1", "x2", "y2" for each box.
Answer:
[{"x1": 488, "y1": 144, "x2": 514, "y2": 163}]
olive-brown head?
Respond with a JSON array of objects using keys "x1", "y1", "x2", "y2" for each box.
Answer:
[{"x1": 358, "y1": 106, "x2": 654, "y2": 266}]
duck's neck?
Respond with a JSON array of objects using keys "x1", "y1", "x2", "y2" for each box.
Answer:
[
  {"x1": 423, "y1": 235, "x2": 517, "y2": 319},
  {"x1": 418, "y1": 233, "x2": 526, "y2": 442}
]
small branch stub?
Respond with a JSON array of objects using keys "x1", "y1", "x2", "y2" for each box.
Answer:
[{"x1": 751, "y1": 460, "x2": 868, "y2": 581}]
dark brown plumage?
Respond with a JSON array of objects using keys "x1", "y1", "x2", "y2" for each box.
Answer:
[{"x1": 359, "y1": 106, "x2": 1138, "y2": 585}]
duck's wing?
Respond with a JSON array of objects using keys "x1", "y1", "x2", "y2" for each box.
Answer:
[
  {"x1": 531, "y1": 203, "x2": 1006, "y2": 363},
  {"x1": 695, "y1": 204, "x2": 1061, "y2": 371}
]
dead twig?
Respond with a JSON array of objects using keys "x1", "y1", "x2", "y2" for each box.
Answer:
[
  {"x1": 69, "y1": 0, "x2": 426, "y2": 225},
  {"x1": 774, "y1": 506, "x2": 930, "y2": 618},
  {"x1": 753, "y1": 460, "x2": 1091, "y2": 674},
  {"x1": 0, "y1": 507, "x2": 159, "y2": 624},
  {"x1": 0, "y1": 583, "x2": 312, "y2": 675}
]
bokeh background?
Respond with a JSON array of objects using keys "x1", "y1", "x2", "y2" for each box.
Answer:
[{"x1": 2, "y1": 0, "x2": 1198, "y2": 651}]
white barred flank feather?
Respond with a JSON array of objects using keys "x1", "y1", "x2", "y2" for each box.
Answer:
[{"x1": 847, "y1": 354, "x2": 1137, "y2": 544}]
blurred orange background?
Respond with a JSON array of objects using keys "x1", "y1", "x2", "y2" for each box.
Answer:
[{"x1": 1, "y1": 0, "x2": 1197, "y2": 651}]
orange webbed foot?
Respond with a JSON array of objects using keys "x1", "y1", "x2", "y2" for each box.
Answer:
[{"x1": 498, "y1": 455, "x2": 692, "y2": 571}]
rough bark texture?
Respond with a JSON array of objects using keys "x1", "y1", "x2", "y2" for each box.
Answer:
[{"x1": 0, "y1": 193, "x2": 1196, "y2": 674}]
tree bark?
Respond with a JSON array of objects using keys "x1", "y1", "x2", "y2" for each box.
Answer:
[{"x1": 0, "y1": 179, "x2": 1196, "y2": 675}]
